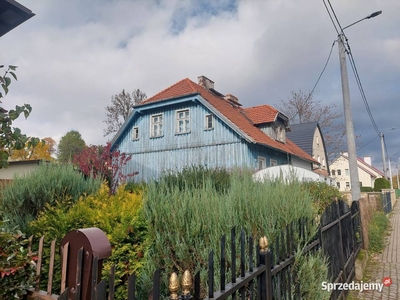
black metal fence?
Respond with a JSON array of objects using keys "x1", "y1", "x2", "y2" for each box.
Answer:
[
  {"x1": 26, "y1": 200, "x2": 361, "y2": 300},
  {"x1": 382, "y1": 191, "x2": 392, "y2": 214}
]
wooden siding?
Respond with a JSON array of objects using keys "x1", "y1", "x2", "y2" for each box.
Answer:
[{"x1": 115, "y1": 99, "x2": 290, "y2": 181}]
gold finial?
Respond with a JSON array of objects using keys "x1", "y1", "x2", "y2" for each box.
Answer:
[
  {"x1": 169, "y1": 272, "x2": 179, "y2": 300},
  {"x1": 181, "y1": 270, "x2": 192, "y2": 295},
  {"x1": 259, "y1": 236, "x2": 268, "y2": 252}
]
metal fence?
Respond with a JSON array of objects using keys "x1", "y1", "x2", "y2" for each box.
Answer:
[
  {"x1": 25, "y1": 200, "x2": 361, "y2": 300},
  {"x1": 382, "y1": 191, "x2": 392, "y2": 214}
]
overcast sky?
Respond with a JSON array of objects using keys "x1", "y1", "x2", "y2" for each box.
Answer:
[{"x1": 1, "y1": 0, "x2": 399, "y2": 172}]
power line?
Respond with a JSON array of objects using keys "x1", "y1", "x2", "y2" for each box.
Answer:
[
  {"x1": 322, "y1": 0, "x2": 340, "y2": 35},
  {"x1": 326, "y1": 0, "x2": 345, "y2": 34},
  {"x1": 307, "y1": 40, "x2": 336, "y2": 99},
  {"x1": 357, "y1": 134, "x2": 379, "y2": 151}
]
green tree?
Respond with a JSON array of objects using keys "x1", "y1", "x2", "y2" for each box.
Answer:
[
  {"x1": 57, "y1": 130, "x2": 86, "y2": 163},
  {"x1": 0, "y1": 65, "x2": 40, "y2": 168},
  {"x1": 103, "y1": 89, "x2": 147, "y2": 137}
]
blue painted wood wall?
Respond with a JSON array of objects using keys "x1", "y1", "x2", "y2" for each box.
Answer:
[{"x1": 115, "y1": 96, "x2": 289, "y2": 182}]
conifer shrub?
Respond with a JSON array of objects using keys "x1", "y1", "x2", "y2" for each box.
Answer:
[
  {"x1": 1, "y1": 162, "x2": 102, "y2": 233},
  {"x1": 29, "y1": 183, "x2": 146, "y2": 299},
  {"x1": 138, "y1": 168, "x2": 323, "y2": 298},
  {"x1": 374, "y1": 178, "x2": 390, "y2": 191},
  {"x1": 302, "y1": 181, "x2": 342, "y2": 214}
]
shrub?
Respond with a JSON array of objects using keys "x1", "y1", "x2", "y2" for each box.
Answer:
[
  {"x1": 138, "y1": 168, "x2": 322, "y2": 298},
  {"x1": 0, "y1": 162, "x2": 102, "y2": 233},
  {"x1": 29, "y1": 183, "x2": 146, "y2": 299},
  {"x1": 374, "y1": 178, "x2": 390, "y2": 191},
  {"x1": 368, "y1": 211, "x2": 390, "y2": 253},
  {"x1": 302, "y1": 182, "x2": 341, "y2": 214},
  {"x1": 159, "y1": 165, "x2": 231, "y2": 193},
  {"x1": 0, "y1": 221, "x2": 36, "y2": 299},
  {"x1": 360, "y1": 186, "x2": 374, "y2": 192},
  {"x1": 291, "y1": 248, "x2": 330, "y2": 300}
]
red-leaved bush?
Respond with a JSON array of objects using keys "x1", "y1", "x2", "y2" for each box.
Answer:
[{"x1": 73, "y1": 142, "x2": 135, "y2": 192}]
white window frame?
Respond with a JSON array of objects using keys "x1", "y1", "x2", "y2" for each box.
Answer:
[
  {"x1": 150, "y1": 113, "x2": 164, "y2": 138},
  {"x1": 205, "y1": 114, "x2": 214, "y2": 130},
  {"x1": 270, "y1": 159, "x2": 278, "y2": 167},
  {"x1": 258, "y1": 156, "x2": 266, "y2": 170},
  {"x1": 175, "y1": 109, "x2": 190, "y2": 134},
  {"x1": 132, "y1": 126, "x2": 139, "y2": 140}
]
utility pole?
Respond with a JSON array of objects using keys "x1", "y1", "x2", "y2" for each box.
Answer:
[
  {"x1": 388, "y1": 157, "x2": 393, "y2": 189},
  {"x1": 397, "y1": 165, "x2": 400, "y2": 189},
  {"x1": 380, "y1": 132, "x2": 387, "y2": 178},
  {"x1": 338, "y1": 33, "x2": 361, "y2": 201}
]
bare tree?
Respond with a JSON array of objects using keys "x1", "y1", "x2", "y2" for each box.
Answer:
[
  {"x1": 103, "y1": 89, "x2": 147, "y2": 137},
  {"x1": 277, "y1": 90, "x2": 345, "y2": 163}
]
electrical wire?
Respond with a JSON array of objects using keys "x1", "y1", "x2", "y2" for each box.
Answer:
[
  {"x1": 307, "y1": 40, "x2": 336, "y2": 99},
  {"x1": 346, "y1": 46, "x2": 381, "y2": 135},
  {"x1": 323, "y1": 0, "x2": 382, "y2": 138},
  {"x1": 322, "y1": 0, "x2": 340, "y2": 35},
  {"x1": 357, "y1": 134, "x2": 379, "y2": 151},
  {"x1": 326, "y1": 0, "x2": 345, "y2": 34}
]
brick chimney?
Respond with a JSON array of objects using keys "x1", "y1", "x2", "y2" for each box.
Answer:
[{"x1": 197, "y1": 75, "x2": 214, "y2": 90}]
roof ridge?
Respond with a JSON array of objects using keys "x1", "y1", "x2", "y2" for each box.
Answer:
[{"x1": 144, "y1": 78, "x2": 193, "y2": 103}]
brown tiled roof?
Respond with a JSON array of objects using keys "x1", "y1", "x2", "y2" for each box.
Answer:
[
  {"x1": 242, "y1": 105, "x2": 279, "y2": 124},
  {"x1": 143, "y1": 78, "x2": 316, "y2": 163}
]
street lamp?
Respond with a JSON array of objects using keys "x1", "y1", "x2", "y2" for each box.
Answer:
[{"x1": 338, "y1": 10, "x2": 382, "y2": 201}]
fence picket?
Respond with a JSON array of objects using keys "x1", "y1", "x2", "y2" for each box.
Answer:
[
  {"x1": 127, "y1": 273, "x2": 136, "y2": 300},
  {"x1": 108, "y1": 264, "x2": 115, "y2": 300},
  {"x1": 60, "y1": 242, "x2": 69, "y2": 293},
  {"x1": 220, "y1": 234, "x2": 226, "y2": 291},
  {"x1": 47, "y1": 238, "x2": 56, "y2": 295},
  {"x1": 95, "y1": 280, "x2": 107, "y2": 300},
  {"x1": 35, "y1": 236, "x2": 44, "y2": 292},
  {"x1": 75, "y1": 247, "x2": 83, "y2": 300},
  {"x1": 91, "y1": 256, "x2": 99, "y2": 300},
  {"x1": 208, "y1": 250, "x2": 214, "y2": 298}
]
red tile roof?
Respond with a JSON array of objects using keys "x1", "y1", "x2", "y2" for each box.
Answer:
[
  {"x1": 143, "y1": 78, "x2": 316, "y2": 163},
  {"x1": 242, "y1": 105, "x2": 279, "y2": 124}
]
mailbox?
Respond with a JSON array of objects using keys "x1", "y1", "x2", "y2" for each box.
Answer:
[{"x1": 61, "y1": 228, "x2": 111, "y2": 300}]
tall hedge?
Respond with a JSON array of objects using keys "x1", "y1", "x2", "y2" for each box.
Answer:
[
  {"x1": 0, "y1": 162, "x2": 102, "y2": 233},
  {"x1": 138, "y1": 168, "x2": 323, "y2": 299}
]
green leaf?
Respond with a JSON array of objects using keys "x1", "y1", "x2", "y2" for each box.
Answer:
[
  {"x1": 2, "y1": 84, "x2": 8, "y2": 95},
  {"x1": 9, "y1": 72, "x2": 17, "y2": 81},
  {"x1": 8, "y1": 65, "x2": 17, "y2": 71},
  {"x1": 24, "y1": 104, "x2": 32, "y2": 113},
  {"x1": 23, "y1": 109, "x2": 30, "y2": 119},
  {"x1": 4, "y1": 77, "x2": 11, "y2": 87}
]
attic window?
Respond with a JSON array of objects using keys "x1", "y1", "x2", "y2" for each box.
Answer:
[
  {"x1": 132, "y1": 127, "x2": 139, "y2": 140},
  {"x1": 275, "y1": 125, "x2": 286, "y2": 143},
  {"x1": 205, "y1": 114, "x2": 214, "y2": 130}
]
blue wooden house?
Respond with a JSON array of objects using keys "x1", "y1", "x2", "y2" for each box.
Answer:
[{"x1": 111, "y1": 76, "x2": 317, "y2": 182}]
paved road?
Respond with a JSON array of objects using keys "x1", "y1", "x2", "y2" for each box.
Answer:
[{"x1": 351, "y1": 201, "x2": 400, "y2": 299}]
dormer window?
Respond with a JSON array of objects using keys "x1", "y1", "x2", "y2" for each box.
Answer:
[{"x1": 274, "y1": 124, "x2": 286, "y2": 143}]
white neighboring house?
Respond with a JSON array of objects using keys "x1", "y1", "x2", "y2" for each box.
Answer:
[
  {"x1": 0, "y1": 160, "x2": 42, "y2": 183},
  {"x1": 329, "y1": 152, "x2": 384, "y2": 191}
]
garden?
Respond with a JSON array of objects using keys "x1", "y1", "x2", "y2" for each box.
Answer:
[{"x1": 0, "y1": 163, "x2": 342, "y2": 299}]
